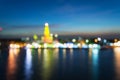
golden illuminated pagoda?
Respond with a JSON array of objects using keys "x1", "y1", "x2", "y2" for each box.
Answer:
[{"x1": 41, "y1": 23, "x2": 53, "y2": 43}]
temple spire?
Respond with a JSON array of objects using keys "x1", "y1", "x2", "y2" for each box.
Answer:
[
  {"x1": 44, "y1": 23, "x2": 50, "y2": 37},
  {"x1": 41, "y1": 23, "x2": 53, "y2": 43}
]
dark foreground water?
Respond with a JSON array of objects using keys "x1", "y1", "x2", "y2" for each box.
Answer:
[{"x1": 0, "y1": 47, "x2": 120, "y2": 80}]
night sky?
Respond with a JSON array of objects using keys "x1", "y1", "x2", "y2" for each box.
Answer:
[{"x1": 0, "y1": 0, "x2": 120, "y2": 38}]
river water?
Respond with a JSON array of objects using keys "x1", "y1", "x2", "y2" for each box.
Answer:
[{"x1": 0, "y1": 47, "x2": 120, "y2": 80}]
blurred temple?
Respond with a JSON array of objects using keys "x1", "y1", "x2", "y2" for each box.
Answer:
[{"x1": 41, "y1": 23, "x2": 53, "y2": 43}]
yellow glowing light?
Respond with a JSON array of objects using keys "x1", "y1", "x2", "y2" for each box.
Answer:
[
  {"x1": 44, "y1": 24, "x2": 50, "y2": 37},
  {"x1": 38, "y1": 45, "x2": 41, "y2": 48},
  {"x1": 42, "y1": 49, "x2": 54, "y2": 80},
  {"x1": 94, "y1": 39, "x2": 98, "y2": 43},
  {"x1": 114, "y1": 47, "x2": 120, "y2": 80},
  {"x1": 33, "y1": 34, "x2": 38, "y2": 40},
  {"x1": 77, "y1": 43, "x2": 80, "y2": 46},
  {"x1": 9, "y1": 44, "x2": 20, "y2": 48},
  {"x1": 42, "y1": 23, "x2": 53, "y2": 43},
  {"x1": 114, "y1": 39, "x2": 118, "y2": 42},
  {"x1": 10, "y1": 44, "x2": 14, "y2": 48}
]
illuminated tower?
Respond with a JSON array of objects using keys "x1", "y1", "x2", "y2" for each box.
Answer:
[{"x1": 42, "y1": 23, "x2": 53, "y2": 43}]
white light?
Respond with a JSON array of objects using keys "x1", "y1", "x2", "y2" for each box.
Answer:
[
  {"x1": 25, "y1": 48, "x2": 32, "y2": 79},
  {"x1": 10, "y1": 44, "x2": 13, "y2": 48},
  {"x1": 92, "y1": 48, "x2": 99, "y2": 54},
  {"x1": 109, "y1": 43, "x2": 113, "y2": 46},
  {"x1": 54, "y1": 43, "x2": 59, "y2": 48},
  {"x1": 66, "y1": 43, "x2": 73, "y2": 48},
  {"x1": 82, "y1": 44, "x2": 88, "y2": 48},
  {"x1": 50, "y1": 33, "x2": 53, "y2": 37},
  {"x1": 32, "y1": 42, "x2": 39, "y2": 48},
  {"x1": 114, "y1": 41, "x2": 120, "y2": 46},
  {"x1": 97, "y1": 37, "x2": 101, "y2": 41},
  {"x1": 93, "y1": 44, "x2": 98, "y2": 48},
  {"x1": 72, "y1": 39, "x2": 76, "y2": 42},
  {"x1": 92, "y1": 48, "x2": 99, "y2": 66},
  {"x1": 58, "y1": 43, "x2": 65, "y2": 48},
  {"x1": 44, "y1": 43, "x2": 47, "y2": 48},
  {"x1": 73, "y1": 44, "x2": 78, "y2": 48},
  {"x1": 55, "y1": 34, "x2": 58, "y2": 37},
  {"x1": 77, "y1": 43, "x2": 81, "y2": 46},
  {"x1": 45, "y1": 23, "x2": 49, "y2": 26},
  {"x1": 26, "y1": 44, "x2": 32, "y2": 49},
  {"x1": 86, "y1": 39, "x2": 89, "y2": 43},
  {"x1": 63, "y1": 43, "x2": 67, "y2": 48},
  {"x1": 89, "y1": 44, "x2": 93, "y2": 48}
]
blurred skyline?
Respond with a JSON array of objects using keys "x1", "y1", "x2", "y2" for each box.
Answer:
[{"x1": 0, "y1": 0, "x2": 120, "y2": 38}]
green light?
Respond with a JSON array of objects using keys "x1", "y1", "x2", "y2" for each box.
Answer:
[{"x1": 33, "y1": 34, "x2": 38, "y2": 40}]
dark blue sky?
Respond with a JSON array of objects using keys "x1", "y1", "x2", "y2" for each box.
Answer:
[{"x1": 0, "y1": 0, "x2": 120, "y2": 38}]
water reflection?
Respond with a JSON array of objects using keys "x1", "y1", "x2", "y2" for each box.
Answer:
[
  {"x1": 0, "y1": 49, "x2": 1, "y2": 59},
  {"x1": 38, "y1": 48, "x2": 41, "y2": 60},
  {"x1": 63, "y1": 49, "x2": 66, "y2": 59},
  {"x1": 53, "y1": 48, "x2": 59, "y2": 61},
  {"x1": 70, "y1": 48, "x2": 73, "y2": 59},
  {"x1": 69, "y1": 48, "x2": 73, "y2": 70},
  {"x1": 0, "y1": 49, "x2": 1, "y2": 53},
  {"x1": 7, "y1": 48, "x2": 20, "y2": 80},
  {"x1": 114, "y1": 47, "x2": 120, "y2": 80},
  {"x1": 62, "y1": 48, "x2": 68, "y2": 74},
  {"x1": 89, "y1": 48, "x2": 99, "y2": 80},
  {"x1": 41, "y1": 49, "x2": 58, "y2": 80},
  {"x1": 62, "y1": 48, "x2": 74, "y2": 64},
  {"x1": 61, "y1": 48, "x2": 74, "y2": 76},
  {"x1": 25, "y1": 48, "x2": 32, "y2": 80},
  {"x1": 0, "y1": 47, "x2": 117, "y2": 80}
]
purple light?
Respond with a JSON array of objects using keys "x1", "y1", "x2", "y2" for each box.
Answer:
[{"x1": 0, "y1": 27, "x2": 2, "y2": 31}]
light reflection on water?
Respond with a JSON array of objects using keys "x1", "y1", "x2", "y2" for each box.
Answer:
[
  {"x1": 63, "y1": 48, "x2": 66, "y2": 59},
  {"x1": 42, "y1": 49, "x2": 52, "y2": 80},
  {"x1": 0, "y1": 48, "x2": 120, "y2": 80},
  {"x1": 92, "y1": 49, "x2": 99, "y2": 80},
  {"x1": 38, "y1": 48, "x2": 41, "y2": 59},
  {"x1": 114, "y1": 47, "x2": 120, "y2": 80},
  {"x1": 7, "y1": 48, "x2": 20, "y2": 80},
  {"x1": 25, "y1": 48, "x2": 32, "y2": 80},
  {"x1": 89, "y1": 48, "x2": 99, "y2": 80},
  {"x1": 41, "y1": 48, "x2": 59, "y2": 80},
  {"x1": 70, "y1": 48, "x2": 73, "y2": 59},
  {"x1": 0, "y1": 49, "x2": 1, "y2": 59}
]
